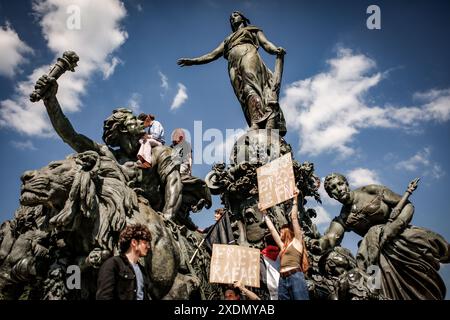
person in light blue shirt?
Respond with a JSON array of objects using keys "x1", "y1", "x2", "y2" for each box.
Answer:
[
  {"x1": 131, "y1": 262, "x2": 145, "y2": 300},
  {"x1": 96, "y1": 224, "x2": 152, "y2": 300},
  {"x1": 136, "y1": 113, "x2": 165, "y2": 168},
  {"x1": 139, "y1": 113, "x2": 165, "y2": 145}
]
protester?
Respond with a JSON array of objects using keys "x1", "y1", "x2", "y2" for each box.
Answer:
[
  {"x1": 138, "y1": 113, "x2": 165, "y2": 144},
  {"x1": 260, "y1": 234, "x2": 280, "y2": 300},
  {"x1": 199, "y1": 208, "x2": 224, "y2": 234},
  {"x1": 223, "y1": 281, "x2": 260, "y2": 300},
  {"x1": 136, "y1": 113, "x2": 165, "y2": 168},
  {"x1": 224, "y1": 286, "x2": 241, "y2": 300},
  {"x1": 233, "y1": 280, "x2": 261, "y2": 300},
  {"x1": 259, "y1": 190, "x2": 310, "y2": 300},
  {"x1": 96, "y1": 224, "x2": 152, "y2": 300},
  {"x1": 170, "y1": 128, "x2": 192, "y2": 176}
]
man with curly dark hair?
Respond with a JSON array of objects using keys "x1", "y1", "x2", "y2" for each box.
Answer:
[{"x1": 96, "y1": 224, "x2": 152, "y2": 300}]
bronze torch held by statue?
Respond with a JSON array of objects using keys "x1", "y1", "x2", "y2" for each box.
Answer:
[{"x1": 29, "y1": 51, "x2": 79, "y2": 102}]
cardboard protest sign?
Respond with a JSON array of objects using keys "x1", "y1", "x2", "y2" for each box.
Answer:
[
  {"x1": 257, "y1": 153, "x2": 296, "y2": 211},
  {"x1": 209, "y1": 244, "x2": 260, "y2": 288}
]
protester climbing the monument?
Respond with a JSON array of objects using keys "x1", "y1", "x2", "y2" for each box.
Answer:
[
  {"x1": 96, "y1": 224, "x2": 152, "y2": 300},
  {"x1": 259, "y1": 189, "x2": 310, "y2": 300},
  {"x1": 199, "y1": 208, "x2": 225, "y2": 234},
  {"x1": 136, "y1": 113, "x2": 165, "y2": 168},
  {"x1": 170, "y1": 128, "x2": 192, "y2": 176}
]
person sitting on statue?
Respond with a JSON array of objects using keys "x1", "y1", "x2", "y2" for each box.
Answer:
[
  {"x1": 170, "y1": 128, "x2": 192, "y2": 176},
  {"x1": 96, "y1": 224, "x2": 152, "y2": 300},
  {"x1": 310, "y1": 173, "x2": 450, "y2": 300},
  {"x1": 138, "y1": 113, "x2": 166, "y2": 145},
  {"x1": 259, "y1": 190, "x2": 310, "y2": 300},
  {"x1": 135, "y1": 114, "x2": 165, "y2": 169},
  {"x1": 178, "y1": 11, "x2": 287, "y2": 136}
]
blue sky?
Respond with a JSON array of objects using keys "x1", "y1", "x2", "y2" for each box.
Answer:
[{"x1": 0, "y1": 0, "x2": 449, "y2": 297}]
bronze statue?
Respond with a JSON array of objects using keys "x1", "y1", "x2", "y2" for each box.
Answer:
[
  {"x1": 311, "y1": 173, "x2": 450, "y2": 299},
  {"x1": 33, "y1": 73, "x2": 185, "y2": 222},
  {"x1": 178, "y1": 11, "x2": 287, "y2": 136},
  {"x1": 0, "y1": 150, "x2": 219, "y2": 299}
]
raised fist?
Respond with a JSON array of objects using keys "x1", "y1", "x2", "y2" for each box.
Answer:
[{"x1": 31, "y1": 74, "x2": 58, "y2": 102}]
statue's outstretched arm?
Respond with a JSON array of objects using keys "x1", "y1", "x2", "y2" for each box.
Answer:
[
  {"x1": 257, "y1": 31, "x2": 285, "y2": 56},
  {"x1": 311, "y1": 220, "x2": 345, "y2": 254},
  {"x1": 381, "y1": 186, "x2": 415, "y2": 245},
  {"x1": 35, "y1": 75, "x2": 102, "y2": 154},
  {"x1": 177, "y1": 41, "x2": 225, "y2": 66}
]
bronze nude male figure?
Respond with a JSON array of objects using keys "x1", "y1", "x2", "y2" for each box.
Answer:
[{"x1": 178, "y1": 11, "x2": 287, "y2": 136}]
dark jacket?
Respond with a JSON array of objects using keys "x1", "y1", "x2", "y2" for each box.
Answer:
[{"x1": 96, "y1": 255, "x2": 151, "y2": 300}]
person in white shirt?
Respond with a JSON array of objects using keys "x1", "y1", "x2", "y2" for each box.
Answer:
[{"x1": 170, "y1": 128, "x2": 192, "y2": 176}]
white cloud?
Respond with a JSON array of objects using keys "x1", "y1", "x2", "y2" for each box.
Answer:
[
  {"x1": 158, "y1": 71, "x2": 169, "y2": 95},
  {"x1": 280, "y1": 48, "x2": 450, "y2": 158},
  {"x1": 0, "y1": 22, "x2": 34, "y2": 77},
  {"x1": 396, "y1": 148, "x2": 431, "y2": 171},
  {"x1": 101, "y1": 56, "x2": 123, "y2": 80},
  {"x1": 310, "y1": 206, "x2": 332, "y2": 226},
  {"x1": 10, "y1": 140, "x2": 37, "y2": 151},
  {"x1": 396, "y1": 147, "x2": 445, "y2": 179},
  {"x1": 0, "y1": 0, "x2": 128, "y2": 137},
  {"x1": 170, "y1": 83, "x2": 188, "y2": 110},
  {"x1": 346, "y1": 168, "x2": 381, "y2": 188},
  {"x1": 430, "y1": 164, "x2": 445, "y2": 180},
  {"x1": 127, "y1": 92, "x2": 142, "y2": 113}
]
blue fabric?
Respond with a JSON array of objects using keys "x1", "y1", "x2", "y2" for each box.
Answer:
[
  {"x1": 278, "y1": 271, "x2": 309, "y2": 300},
  {"x1": 147, "y1": 120, "x2": 165, "y2": 144},
  {"x1": 131, "y1": 263, "x2": 144, "y2": 300}
]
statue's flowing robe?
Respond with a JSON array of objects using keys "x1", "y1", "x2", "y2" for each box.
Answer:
[
  {"x1": 223, "y1": 26, "x2": 286, "y2": 135},
  {"x1": 356, "y1": 224, "x2": 450, "y2": 299}
]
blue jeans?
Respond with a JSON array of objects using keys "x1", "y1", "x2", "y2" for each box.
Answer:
[{"x1": 278, "y1": 271, "x2": 309, "y2": 300}]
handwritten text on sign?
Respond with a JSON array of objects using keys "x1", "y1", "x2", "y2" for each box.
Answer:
[
  {"x1": 257, "y1": 153, "x2": 295, "y2": 210},
  {"x1": 209, "y1": 244, "x2": 260, "y2": 288}
]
